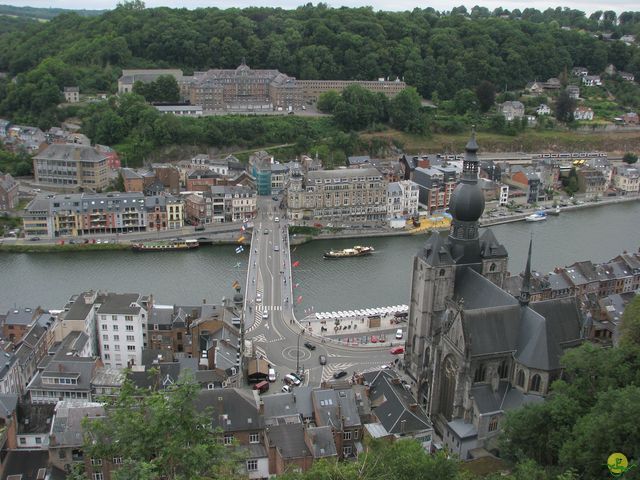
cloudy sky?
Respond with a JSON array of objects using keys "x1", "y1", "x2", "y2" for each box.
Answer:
[{"x1": 3, "y1": 0, "x2": 638, "y2": 14}]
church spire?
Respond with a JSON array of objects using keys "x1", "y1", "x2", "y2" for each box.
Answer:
[{"x1": 519, "y1": 236, "x2": 533, "y2": 306}]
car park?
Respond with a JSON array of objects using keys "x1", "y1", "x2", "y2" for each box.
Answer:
[
  {"x1": 333, "y1": 370, "x2": 348, "y2": 379},
  {"x1": 318, "y1": 355, "x2": 327, "y2": 365},
  {"x1": 304, "y1": 341, "x2": 316, "y2": 350},
  {"x1": 390, "y1": 346, "x2": 405, "y2": 355}
]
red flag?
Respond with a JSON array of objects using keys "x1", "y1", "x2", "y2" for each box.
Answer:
[
  {"x1": 294, "y1": 283, "x2": 299, "y2": 288},
  {"x1": 293, "y1": 261, "x2": 300, "y2": 267},
  {"x1": 296, "y1": 295, "x2": 303, "y2": 304}
]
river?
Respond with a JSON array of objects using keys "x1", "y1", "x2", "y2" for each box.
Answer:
[{"x1": 1, "y1": 201, "x2": 639, "y2": 313}]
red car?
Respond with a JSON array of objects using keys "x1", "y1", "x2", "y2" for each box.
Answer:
[
  {"x1": 390, "y1": 346, "x2": 404, "y2": 355},
  {"x1": 370, "y1": 336, "x2": 378, "y2": 343}
]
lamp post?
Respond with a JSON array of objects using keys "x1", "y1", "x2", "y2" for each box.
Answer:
[{"x1": 296, "y1": 328, "x2": 303, "y2": 376}]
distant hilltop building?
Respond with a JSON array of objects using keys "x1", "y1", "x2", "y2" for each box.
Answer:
[{"x1": 117, "y1": 62, "x2": 406, "y2": 113}]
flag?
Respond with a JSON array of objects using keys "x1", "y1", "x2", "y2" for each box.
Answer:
[
  {"x1": 237, "y1": 235, "x2": 245, "y2": 243},
  {"x1": 232, "y1": 280, "x2": 240, "y2": 289},
  {"x1": 241, "y1": 225, "x2": 246, "y2": 232},
  {"x1": 292, "y1": 260, "x2": 300, "y2": 267},
  {"x1": 297, "y1": 295, "x2": 303, "y2": 304},
  {"x1": 235, "y1": 246, "x2": 244, "y2": 254}
]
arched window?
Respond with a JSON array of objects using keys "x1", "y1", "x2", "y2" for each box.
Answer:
[
  {"x1": 488, "y1": 416, "x2": 499, "y2": 432},
  {"x1": 498, "y1": 360, "x2": 509, "y2": 379},
  {"x1": 516, "y1": 369, "x2": 525, "y2": 388},
  {"x1": 473, "y1": 363, "x2": 486, "y2": 383},
  {"x1": 439, "y1": 268, "x2": 446, "y2": 277},
  {"x1": 530, "y1": 374, "x2": 541, "y2": 392},
  {"x1": 489, "y1": 263, "x2": 496, "y2": 272}
]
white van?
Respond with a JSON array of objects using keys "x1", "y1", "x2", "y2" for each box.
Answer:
[
  {"x1": 395, "y1": 328, "x2": 403, "y2": 340},
  {"x1": 268, "y1": 368, "x2": 276, "y2": 382},
  {"x1": 284, "y1": 374, "x2": 301, "y2": 386}
]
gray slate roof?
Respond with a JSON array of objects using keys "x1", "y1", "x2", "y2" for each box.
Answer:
[
  {"x1": 266, "y1": 423, "x2": 311, "y2": 459},
  {"x1": 307, "y1": 426, "x2": 337, "y2": 458},
  {"x1": 34, "y1": 144, "x2": 107, "y2": 162},
  {"x1": 50, "y1": 401, "x2": 104, "y2": 446},
  {"x1": 196, "y1": 388, "x2": 263, "y2": 432},
  {"x1": 470, "y1": 381, "x2": 544, "y2": 414},
  {"x1": 96, "y1": 293, "x2": 142, "y2": 315}
]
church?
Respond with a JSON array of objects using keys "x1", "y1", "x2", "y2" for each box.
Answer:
[{"x1": 404, "y1": 132, "x2": 584, "y2": 459}]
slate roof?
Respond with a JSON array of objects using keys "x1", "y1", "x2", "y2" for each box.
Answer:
[
  {"x1": 96, "y1": 293, "x2": 142, "y2": 315},
  {"x1": 363, "y1": 370, "x2": 432, "y2": 435},
  {"x1": 470, "y1": 382, "x2": 544, "y2": 415},
  {"x1": 28, "y1": 358, "x2": 96, "y2": 392},
  {"x1": 292, "y1": 386, "x2": 314, "y2": 419},
  {"x1": 420, "y1": 232, "x2": 454, "y2": 267},
  {"x1": 4, "y1": 308, "x2": 37, "y2": 326},
  {"x1": 479, "y1": 229, "x2": 508, "y2": 259},
  {"x1": 548, "y1": 272, "x2": 570, "y2": 291},
  {"x1": 307, "y1": 167, "x2": 382, "y2": 182},
  {"x1": 266, "y1": 423, "x2": 311, "y2": 459},
  {"x1": 0, "y1": 394, "x2": 18, "y2": 418},
  {"x1": 196, "y1": 388, "x2": 263, "y2": 432},
  {"x1": 347, "y1": 155, "x2": 371, "y2": 166},
  {"x1": 50, "y1": 401, "x2": 104, "y2": 446},
  {"x1": 454, "y1": 267, "x2": 519, "y2": 310},
  {"x1": 263, "y1": 392, "x2": 297, "y2": 419},
  {"x1": 307, "y1": 426, "x2": 338, "y2": 458},
  {"x1": 34, "y1": 144, "x2": 107, "y2": 163}
]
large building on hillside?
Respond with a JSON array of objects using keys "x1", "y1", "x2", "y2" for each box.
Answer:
[
  {"x1": 117, "y1": 63, "x2": 407, "y2": 112},
  {"x1": 33, "y1": 144, "x2": 110, "y2": 192},
  {"x1": 405, "y1": 132, "x2": 584, "y2": 459}
]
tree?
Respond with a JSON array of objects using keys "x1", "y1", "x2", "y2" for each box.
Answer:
[
  {"x1": 133, "y1": 75, "x2": 180, "y2": 103},
  {"x1": 388, "y1": 87, "x2": 427, "y2": 134},
  {"x1": 623, "y1": 152, "x2": 638, "y2": 164},
  {"x1": 83, "y1": 375, "x2": 238, "y2": 480},
  {"x1": 475, "y1": 81, "x2": 496, "y2": 112},
  {"x1": 317, "y1": 90, "x2": 340, "y2": 113},
  {"x1": 452, "y1": 88, "x2": 476, "y2": 114},
  {"x1": 555, "y1": 90, "x2": 575, "y2": 123},
  {"x1": 620, "y1": 294, "x2": 640, "y2": 345}
]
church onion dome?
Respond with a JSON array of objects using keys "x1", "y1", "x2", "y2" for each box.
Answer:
[{"x1": 449, "y1": 183, "x2": 485, "y2": 222}]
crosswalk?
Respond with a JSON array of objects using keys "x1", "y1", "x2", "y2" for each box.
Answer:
[{"x1": 321, "y1": 362, "x2": 355, "y2": 382}]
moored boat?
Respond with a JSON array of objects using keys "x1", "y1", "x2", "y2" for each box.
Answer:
[
  {"x1": 525, "y1": 211, "x2": 547, "y2": 222},
  {"x1": 546, "y1": 206, "x2": 561, "y2": 216},
  {"x1": 132, "y1": 239, "x2": 199, "y2": 252},
  {"x1": 323, "y1": 245, "x2": 374, "y2": 259}
]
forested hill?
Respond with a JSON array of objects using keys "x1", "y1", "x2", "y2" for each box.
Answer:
[
  {"x1": 0, "y1": 2, "x2": 639, "y2": 126},
  {"x1": 0, "y1": 4, "x2": 105, "y2": 20}
]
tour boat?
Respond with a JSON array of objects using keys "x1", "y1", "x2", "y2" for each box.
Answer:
[
  {"x1": 525, "y1": 211, "x2": 547, "y2": 222},
  {"x1": 132, "y1": 239, "x2": 200, "y2": 252},
  {"x1": 323, "y1": 245, "x2": 374, "y2": 259}
]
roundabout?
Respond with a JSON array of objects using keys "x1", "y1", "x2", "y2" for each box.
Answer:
[{"x1": 282, "y1": 345, "x2": 312, "y2": 363}]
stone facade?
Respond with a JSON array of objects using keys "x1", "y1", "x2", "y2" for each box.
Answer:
[{"x1": 33, "y1": 144, "x2": 110, "y2": 192}]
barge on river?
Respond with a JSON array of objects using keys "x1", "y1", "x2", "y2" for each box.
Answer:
[
  {"x1": 132, "y1": 239, "x2": 199, "y2": 252},
  {"x1": 323, "y1": 245, "x2": 374, "y2": 259}
]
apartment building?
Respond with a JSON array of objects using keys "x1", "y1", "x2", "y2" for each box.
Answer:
[
  {"x1": 298, "y1": 78, "x2": 406, "y2": 103},
  {"x1": 386, "y1": 180, "x2": 419, "y2": 218},
  {"x1": 96, "y1": 293, "x2": 151, "y2": 368},
  {"x1": 287, "y1": 167, "x2": 387, "y2": 222},
  {"x1": 613, "y1": 164, "x2": 640, "y2": 194},
  {"x1": 411, "y1": 166, "x2": 457, "y2": 213},
  {"x1": 145, "y1": 195, "x2": 183, "y2": 231},
  {"x1": 33, "y1": 144, "x2": 109, "y2": 192}
]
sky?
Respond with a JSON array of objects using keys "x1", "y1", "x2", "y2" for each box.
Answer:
[{"x1": 2, "y1": 0, "x2": 638, "y2": 15}]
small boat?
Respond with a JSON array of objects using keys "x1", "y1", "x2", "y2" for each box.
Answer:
[
  {"x1": 525, "y1": 211, "x2": 547, "y2": 222},
  {"x1": 132, "y1": 239, "x2": 199, "y2": 252},
  {"x1": 323, "y1": 245, "x2": 374, "y2": 259},
  {"x1": 546, "y1": 206, "x2": 561, "y2": 216}
]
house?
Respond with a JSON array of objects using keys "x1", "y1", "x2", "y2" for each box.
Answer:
[
  {"x1": 566, "y1": 85, "x2": 580, "y2": 99},
  {"x1": 361, "y1": 369, "x2": 433, "y2": 451},
  {"x1": 27, "y1": 356, "x2": 97, "y2": 404},
  {"x1": 542, "y1": 78, "x2": 561, "y2": 90},
  {"x1": 582, "y1": 75, "x2": 602, "y2": 87},
  {"x1": 525, "y1": 81, "x2": 545, "y2": 95},
  {"x1": 505, "y1": 166, "x2": 544, "y2": 204},
  {"x1": 265, "y1": 422, "x2": 313, "y2": 475},
  {"x1": 576, "y1": 167, "x2": 607, "y2": 194},
  {"x1": 1, "y1": 307, "x2": 44, "y2": 345},
  {"x1": 613, "y1": 164, "x2": 640, "y2": 194},
  {"x1": 186, "y1": 169, "x2": 221, "y2": 191},
  {"x1": 386, "y1": 180, "x2": 419, "y2": 219},
  {"x1": 63, "y1": 87, "x2": 80, "y2": 103},
  {"x1": 536, "y1": 104, "x2": 551, "y2": 116},
  {"x1": 498, "y1": 101, "x2": 524, "y2": 121},
  {"x1": 0, "y1": 172, "x2": 18, "y2": 210},
  {"x1": 571, "y1": 67, "x2": 589, "y2": 77},
  {"x1": 622, "y1": 112, "x2": 639, "y2": 125},
  {"x1": 196, "y1": 388, "x2": 269, "y2": 479},
  {"x1": 48, "y1": 401, "x2": 105, "y2": 475},
  {"x1": 312, "y1": 387, "x2": 362, "y2": 459},
  {"x1": 573, "y1": 107, "x2": 594, "y2": 121},
  {"x1": 619, "y1": 72, "x2": 635, "y2": 82},
  {"x1": 620, "y1": 35, "x2": 636, "y2": 45}
]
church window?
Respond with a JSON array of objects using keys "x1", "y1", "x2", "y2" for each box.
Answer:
[
  {"x1": 498, "y1": 360, "x2": 509, "y2": 379},
  {"x1": 489, "y1": 263, "x2": 496, "y2": 272},
  {"x1": 516, "y1": 369, "x2": 525, "y2": 387},
  {"x1": 473, "y1": 364, "x2": 486, "y2": 383},
  {"x1": 530, "y1": 374, "x2": 541, "y2": 392},
  {"x1": 488, "y1": 416, "x2": 499, "y2": 432},
  {"x1": 439, "y1": 269, "x2": 446, "y2": 277}
]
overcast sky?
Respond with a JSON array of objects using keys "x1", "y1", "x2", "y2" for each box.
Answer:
[{"x1": 3, "y1": 0, "x2": 638, "y2": 15}]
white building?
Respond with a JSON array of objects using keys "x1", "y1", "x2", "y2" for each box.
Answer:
[
  {"x1": 536, "y1": 104, "x2": 551, "y2": 116},
  {"x1": 614, "y1": 165, "x2": 640, "y2": 194},
  {"x1": 96, "y1": 293, "x2": 149, "y2": 368},
  {"x1": 582, "y1": 75, "x2": 602, "y2": 87},
  {"x1": 499, "y1": 184, "x2": 509, "y2": 206},
  {"x1": 387, "y1": 182, "x2": 403, "y2": 218},
  {"x1": 574, "y1": 107, "x2": 594, "y2": 121}
]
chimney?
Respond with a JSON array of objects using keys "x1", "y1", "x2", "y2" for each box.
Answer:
[
  {"x1": 400, "y1": 419, "x2": 406, "y2": 434},
  {"x1": 391, "y1": 378, "x2": 401, "y2": 385},
  {"x1": 409, "y1": 403, "x2": 418, "y2": 412}
]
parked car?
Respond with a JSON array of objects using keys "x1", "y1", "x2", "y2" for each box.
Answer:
[
  {"x1": 370, "y1": 335, "x2": 378, "y2": 343},
  {"x1": 195, "y1": 225, "x2": 205, "y2": 231},
  {"x1": 318, "y1": 355, "x2": 327, "y2": 365},
  {"x1": 284, "y1": 373, "x2": 301, "y2": 386},
  {"x1": 395, "y1": 329, "x2": 403, "y2": 340},
  {"x1": 333, "y1": 370, "x2": 348, "y2": 379},
  {"x1": 29, "y1": 237, "x2": 41, "y2": 241},
  {"x1": 281, "y1": 385, "x2": 292, "y2": 393},
  {"x1": 274, "y1": 245, "x2": 280, "y2": 251},
  {"x1": 263, "y1": 229, "x2": 269, "y2": 235},
  {"x1": 268, "y1": 368, "x2": 277, "y2": 382},
  {"x1": 274, "y1": 216, "x2": 279, "y2": 223},
  {"x1": 390, "y1": 346, "x2": 405, "y2": 355},
  {"x1": 304, "y1": 341, "x2": 316, "y2": 350}
]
